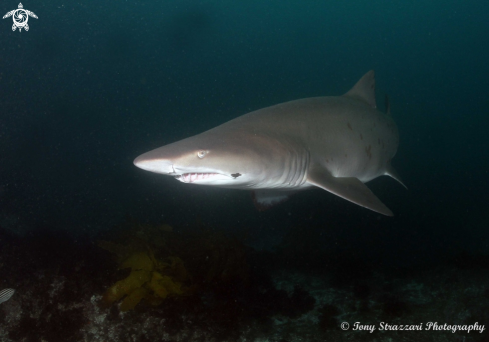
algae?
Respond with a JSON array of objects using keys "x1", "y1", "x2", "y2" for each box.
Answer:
[
  {"x1": 98, "y1": 221, "x2": 249, "y2": 311},
  {"x1": 100, "y1": 243, "x2": 190, "y2": 311}
]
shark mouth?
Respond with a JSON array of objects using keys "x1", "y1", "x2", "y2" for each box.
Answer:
[
  {"x1": 175, "y1": 173, "x2": 221, "y2": 183},
  {"x1": 174, "y1": 172, "x2": 242, "y2": 184}
]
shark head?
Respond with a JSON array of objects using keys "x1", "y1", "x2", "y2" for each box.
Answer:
[{"x1": 134, "y1": 129, "x2": 297, "y2": 189}]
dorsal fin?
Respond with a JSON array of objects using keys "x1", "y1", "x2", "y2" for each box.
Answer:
[
  {"x1": 385, "y1": 94, "x2": 391, "y2": 115},
  {"x1": 344, "y1": 70, "x2": 377, "y2": 109}
]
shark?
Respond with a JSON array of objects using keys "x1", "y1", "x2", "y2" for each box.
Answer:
[{"x1": 134, "y1": 71, "x2": 405, "y2": 216}]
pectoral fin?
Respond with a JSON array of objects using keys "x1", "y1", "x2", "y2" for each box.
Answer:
[{"x1": 307, "y1": 167, "x2": 393, "y2": 216}]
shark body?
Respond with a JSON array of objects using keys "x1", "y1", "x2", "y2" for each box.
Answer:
[{"x1": 134, "y1": 71, "x2": 405, "y2": 216}]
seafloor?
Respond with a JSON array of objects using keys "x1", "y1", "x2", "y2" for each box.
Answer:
[{"x1": 0, "y1": 221, "x2": 488, "y2": 342}]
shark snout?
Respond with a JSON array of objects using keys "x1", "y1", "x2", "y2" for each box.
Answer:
[{"x1": 133, "y1": 154, "x2": 175, "y2": 174}]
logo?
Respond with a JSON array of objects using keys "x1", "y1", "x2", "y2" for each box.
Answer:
[{"x1": 3, "y1": 3, "x2": 37, "y2": 32}]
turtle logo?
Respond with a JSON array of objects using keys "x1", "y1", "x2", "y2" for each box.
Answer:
[{"x1": 3, "y1": 3, "x2": 37, "y2": 32}]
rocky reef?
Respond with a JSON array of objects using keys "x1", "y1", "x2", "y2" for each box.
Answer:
[{"x1": 0, "y1": 223, "x2": 488, "y2": 342}]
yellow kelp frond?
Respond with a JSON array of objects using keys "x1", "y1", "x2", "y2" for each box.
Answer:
[
  {"x1": 120, "y1": 252, "x2": 155, "y2": 272},
  {"x1": 98, "y1": 221, "x2": 249, "y2": 311},
  {"x1": 102, "y1": 269, "x2": 151, "y2": 308},
  {"x1": 119, "y1": 287, "x2": 151, "y2": 312},
  {"x1": 101, "y1": 249, "x2": 191, "y2": 311},
  {"x1": 159, "y1": 256, "x2": 189, "y2": 282},
  {"x1": 148, "y1": 271, "x2": 183, "y2": 299}
]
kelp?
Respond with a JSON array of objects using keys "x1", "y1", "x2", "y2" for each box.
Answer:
[
  {"x1": 99, "y1": 241, "x2": 191, "y2": 311},
  {"x1": 98, "y1": 221, "x2": 248, "y2": 311}
]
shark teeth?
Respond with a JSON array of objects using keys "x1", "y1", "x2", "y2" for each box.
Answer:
[{"x1": 178, "y1": 173, "x2": 220, "y2": 183}]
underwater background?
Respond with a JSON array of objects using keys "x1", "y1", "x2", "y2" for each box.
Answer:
[{"x1": 0, "y1": 0, "x2": 488, "y2": 341}]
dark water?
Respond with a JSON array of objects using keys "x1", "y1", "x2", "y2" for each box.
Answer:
[
  {"x1": 0, "y1": 0, "x2": 488, "y2": 281},
  {"x1": 1, "y1": 1, "x2": 489, "y2": 341}
]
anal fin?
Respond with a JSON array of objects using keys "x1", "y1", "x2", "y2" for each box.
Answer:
[
  {"x1": 385, "y1": 163, "x2": 407, "y2": 189},
  {"x1": 307, "y1": 166, "x2": 393, "y2": 216}
]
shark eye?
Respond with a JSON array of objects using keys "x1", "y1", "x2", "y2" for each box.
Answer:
[{"x1": 197, "y1": 150, "x2": 207, "y2": 159}]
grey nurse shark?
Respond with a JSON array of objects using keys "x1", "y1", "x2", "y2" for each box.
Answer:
[{"x1": 134, "y1": 71, "x2": 405, "y2": 216}]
